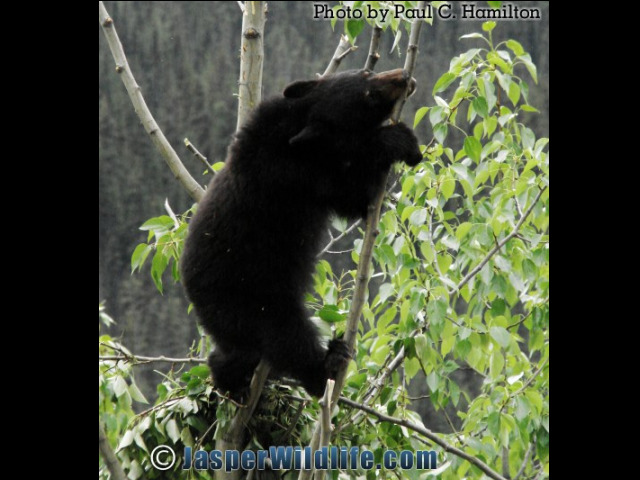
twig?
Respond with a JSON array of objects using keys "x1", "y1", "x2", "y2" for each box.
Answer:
[
  {"x1": 98, "y1": 2, "x2": 205, "y2": 202},
  {"x1": 217, "y1": 359, "x2": 271, "y2": 480},
  {"x1": 318, "y1": 219, "x2": 362, "y2": 257},
  {"x1": 338, "y1": 396, "x2": 508, "y2": 480},
  {"x1": 364, "y1": 26, "x2": 382, "y2": 71},
  {"x1": 184, "y1": 138, "x2": 216, "y2": 176},
  {"x1": 513, "y1": 442, "x2": 534, "y2": 480},
  {"x1": 99, "y1": 355, "x2": 206, "y2": 364},
  {"x1": 323, "y1": 35, "x2": 356, "y2": 76},
  {"x1": 99, "y1": 421, "x2": 127, "y2": 480},
  {"x1": 316, "y1": 380, "x2": 335, "y2": 480},
  {"x1": 452, "y1": 186, "x2": 547, "y2": 294}
]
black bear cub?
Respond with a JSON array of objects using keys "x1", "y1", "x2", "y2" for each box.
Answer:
[{"x1": 181, "y1": 69, "x2": 422, "y2": 397}]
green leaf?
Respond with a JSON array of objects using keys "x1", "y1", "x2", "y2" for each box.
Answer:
[
  {"x1": 345, "y1": 19, "x2": 365, "y2": 42},
  {"x1": 166, "y1": 419, "x2": 180, "y2": 443},
  {"x1": 518, "y1": 53, "x2": 538, "y2": 83},
  {"x1": 128, "y1": 382, "x2": 149, "y2": 404},
  {"x1": 506, "y1": 39, "x2": 525, "y2": 56},
  {"x1": 139, "y1": 216, "x2": 174, "y2": 231},
  {"x1": 420, "y1": 242, "x2": 434, "y2": 263},
  {"x1": 441, "y1": 177, "x2": 456, "y2": 200},
  {"x1": 464, "y1": 136, "x2": 482, "y2": 163},
  {"x1": 437, "y1": 254, "x2": 452, "y2": 274},
  {"x1": 487, "y1": 1, "x2": 502, "y2": 7},
  {"x1": 508, "y1": 82, "x2": 520, "y2": 106},
  {"x1": 413, "y1": 106, "x2": 430, "y2": 129},
  {"x1": 131, "y1": 243, "x2": 152, "y2": 273},
  {"x1": 521, "y1": 127, "x2": 535, "y2": 150},
  {"x1": 427, "y1": 371, "x2": 439, "y2": 392},
  {"x1": 189, "y1": 365, "x2": 211, "y2": 379},
  {"x1": 487, "y1": 51, "x2": 510, "y2": 73},
  {"x1": 490, "y1": 350, "x2": 504, "y2": 378},
  {"x1": 482, "y1": 21, "x2": 496, "y2": 32},
  {"x1": 521, "y1": 104, "x2": 539, "y2": 113},
  {"x1": 487, "y1": 411, "x2": 501, "y2": 436},
  {"x1": 318, "y1": 305, "x2": 347, "y2": 323},
  {"x1": 460, "y1": 33, "x2": 486, "y2": 41},
  {"x1": 347, "y1": 372, "x2": 368, "y2": 389},
  {"x1": 433, "y1": 123, "x2": 448, "y2": 144},
  {"x1": 456, "y1": 222, "x2": 472, "y2": 240},
  {"x1": 433, "y1": 72, "x2": 457, "y2": 95},
  {"x1": 490, "y1": 326, "x2": 511, "y2": 348},
  {"x1": 410, "y1": 208, "x2": 427, "y2": 226},
  {"x1": 472, "y1": 96, "x2": 488, "y2": 118}
]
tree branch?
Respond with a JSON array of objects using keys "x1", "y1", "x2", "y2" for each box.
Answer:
[
  {"x1": 323, "y1": 35, "x2": 356, "y2": 76},
  {"x1": 184, "y1": 138, "x2": 216, "y2": 176},
  {"x1": 99, "y1": 355, "x2": 206, "y2": 365},
  {"x1": 236, "y1": 1, "x2": 267, "y2": 130},
  {"x1": 218, "y1": 5, "x2": 269, "y2": 478},
  {"x1": 300, "y1": 9, "x2": 428, "y2": 479},
  {"x1": 453, "y1": 186, "x2": 547, "y2": 293},
  {"x1": 316, "y1": 380, "x2": 335, "y2": 480},
  {"x1": 363, "y1": 26, "x2": 382, "y2": 71},
  {"x1": 99, "y1": 421, "x2": 127, "y2": 480},
  {"x1": 218, "y1": 359, "x2": 271, "y2": 480},
  {"x1": 98, "y1": 2, "x2": 205, "y2": 202},
  {"x1": 513, "y1": 442, "x2": 534, "y2": 480},
  {"x1": 318, "y1": 219, "x2": 362, "y2": 258},
  {"x1": 338, "y1": 396, "x2": 508, "y2": 480}
]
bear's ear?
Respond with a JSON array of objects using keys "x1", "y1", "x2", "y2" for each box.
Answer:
[
  {"x1": 289, "y1": 125, "x2": 322, "y2": 146},
  {"x1": 283, "y1": 80, "x2": 318, "y2": 99}
]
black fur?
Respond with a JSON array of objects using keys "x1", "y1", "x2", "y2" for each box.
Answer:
[{"x1": 180, "y1": 69, "x2": 422, "y2": 397}]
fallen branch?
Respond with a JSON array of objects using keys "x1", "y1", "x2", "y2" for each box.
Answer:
[{"x1": 98, "y1": 2, "x2": 205, "y2": 202}]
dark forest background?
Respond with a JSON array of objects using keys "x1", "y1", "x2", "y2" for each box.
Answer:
[{"x1": 99, "y1": 1, "x2": 549, "y2": 429}]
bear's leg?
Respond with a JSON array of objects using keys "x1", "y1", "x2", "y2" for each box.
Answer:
[
  {"x1": 208, "y1": 348, "x2": 260, "y2": 396},
  {"x1": 261, "y1": 315, "x2": 351, "y2": 397}
]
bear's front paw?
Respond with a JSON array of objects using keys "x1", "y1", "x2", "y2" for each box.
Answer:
[
  {"x1": 324, "y1": 338, "x2": 352, "y2": 380},
  {"x1": 381, "y1": 122, "x2": 423, "y2": 166}
]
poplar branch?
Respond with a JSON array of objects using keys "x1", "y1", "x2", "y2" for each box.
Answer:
[
  {"x1": 99, "y1": 422, "x2": 127, "y2": 480},
  {"x1": 338, "y1": 396, "x2": 508, "y2": 480},
  {"x1": 363, "y1": 26, "x2": 382, "y2": 71},
  {"x1": 98, "y1": 2, "x2": 205, "y2": 202},
  {"x1": 453, "y1": 186, "x2": 547, "y2": 294},
  {"x1": 300, "y1": 8, "x2": 428, "y2": 479},
  {"x1": 323, "y1": 35, "x2": 356, "y2": 76}
]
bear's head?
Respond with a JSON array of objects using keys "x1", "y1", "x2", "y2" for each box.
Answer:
[{"x1": 284, "y1": 69, "x2": 416, "y2": 145}]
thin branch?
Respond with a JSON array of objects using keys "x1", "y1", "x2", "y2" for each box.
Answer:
[
  {"x1": 323, "y1": 35, "x2": 356, "y2": 76},
  {"x1": 513, "y1": 443, "x2": 534, "y2": 480},
  {"x1": 316, "y1": 380, "x2": 335, "y2": 480},
  {"x1": 99, "y1": 421, "x2": 127, "y2": 480},
  {"x1": 364, "y1": 26, "x2": 382, "y2": 71},
  {"x1": 217, "y1": 359, "x2": 271, "y2": 480},
  {"x1": 98, "y1": 2, "x2": 205, "y2": 202},
  {"x1": 184, "y1": 138, "x2": 216, "y2": 176},
  {"x1": 99, "y1": 355, "x2": 206, "y2": 364},
  {"x1": 301, "y1": 11, "x2": 428, "y2": 480},
  {"x1": 338, "y1": 396, "x2": 508, "y2": 480},
  {"x1": 318, "y1": 219, "x2": 362, "y2": 257},
  {"x1": 452, "y1": 186, "x2": 547, "y2": 294}
]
